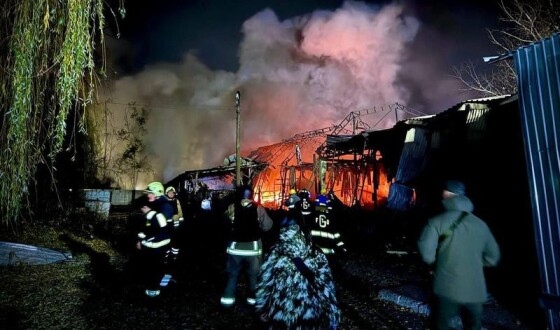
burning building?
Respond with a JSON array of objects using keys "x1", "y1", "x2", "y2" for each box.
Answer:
[
  {"x1": 166, "y1": 94, "x2": 528, "y2": 215},
  {"x1": 166, "y1": 103, "x2": 424, "y2": 210}
]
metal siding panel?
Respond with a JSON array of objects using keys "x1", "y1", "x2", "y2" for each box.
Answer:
[
  {"x1": 395, "y1": 127, "x2": 428, "y2": 184},
  {"x1": 387, "y1": 127, "x2": 429, "y2": 211},
  {"x1": 514, "y1": 33, "x2": 560, "y2": 328},
  {"x1": 465, "y1": 108, "x2": 489, "y2": 143}
]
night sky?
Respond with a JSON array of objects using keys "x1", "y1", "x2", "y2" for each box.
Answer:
[
  {"x1": 100, "y1": 0, "x2": 505, "y2": 184},
  {"x1": 107, "y1": 0, "x2": 501, "y2": 74}
]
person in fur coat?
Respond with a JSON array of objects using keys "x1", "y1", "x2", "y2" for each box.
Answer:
[{"x1": 256, "y1": 197, "x2": 340, "y2": 329}]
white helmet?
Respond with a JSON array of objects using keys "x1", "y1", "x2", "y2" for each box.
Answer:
[{"x1": 201, "y1": 199, "x2": 211, "y2": 210}]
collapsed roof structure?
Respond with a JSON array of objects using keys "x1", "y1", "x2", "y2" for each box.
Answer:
[{"x1": 166, "y1": 103, "x2": 426, "y2": 209}]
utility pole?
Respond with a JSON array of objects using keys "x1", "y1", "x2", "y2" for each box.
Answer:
[{"x1": 235, "y1": 91, "x2": 241, "y2": 186}]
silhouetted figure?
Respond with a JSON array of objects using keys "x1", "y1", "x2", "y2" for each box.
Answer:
[
  {"x1": 220, "y1": 185, "x2": 273, "y2": 308},
  {"x1": 256, "y1": 196, "x2": 340, "y2": 329},
  {"x1": 418, "y1": 180, "x2": 500, "y2": 330},
  {"x1": 136, "y1": 182, "x2": 173, "y2": 298}
]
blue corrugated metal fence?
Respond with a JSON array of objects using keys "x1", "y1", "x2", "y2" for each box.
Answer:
[{"x1": 514, "y1": 32, "x2": 560, "y2": 329}]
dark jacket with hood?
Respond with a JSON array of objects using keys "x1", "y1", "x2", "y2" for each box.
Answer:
[
  {"x1": 256, "y1": 221, "x2": 340, "y2": 329},
  {"x1": 417, "y1": 195, "x2": 501, "y2": 303}
]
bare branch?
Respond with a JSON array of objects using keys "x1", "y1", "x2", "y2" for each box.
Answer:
[{"x1": 454, "y1": 0, "x2": 554, "y2": 97}]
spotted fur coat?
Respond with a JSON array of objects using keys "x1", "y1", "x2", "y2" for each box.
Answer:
[{"x1": 256, "y1": 224, "x2": 340, "y2": 329}]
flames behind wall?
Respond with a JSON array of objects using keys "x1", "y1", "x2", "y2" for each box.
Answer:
[{"x1": 249, "y1": 137, "x2": 390, "y2": 210}]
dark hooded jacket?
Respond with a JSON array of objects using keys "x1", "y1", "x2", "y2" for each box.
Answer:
[
  {"x1": 417, "y1": 195, "x2": 500, "y2": 303},
  {"x1": 256, "y1": 223, "x2": 340, "y2": 329}
]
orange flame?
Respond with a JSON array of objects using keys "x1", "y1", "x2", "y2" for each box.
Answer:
[{"x1": 251, "y1": 141, "x2": 390, "y2": 210}]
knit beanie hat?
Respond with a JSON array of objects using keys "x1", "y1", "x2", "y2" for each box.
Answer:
[{"x1": 445, "y1": 180, "x2": 466, "y2": 195}]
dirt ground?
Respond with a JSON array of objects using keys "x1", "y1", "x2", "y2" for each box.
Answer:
[{"x1": 0, "y1": 207, "x2": 540, "y2": 329}]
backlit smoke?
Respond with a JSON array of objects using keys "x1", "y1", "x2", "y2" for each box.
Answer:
[{"x1": 101, "y1": 1, "x2": 462, "y2": 188}]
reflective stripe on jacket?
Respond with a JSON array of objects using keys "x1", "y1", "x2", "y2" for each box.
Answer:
[
  {"x1": 137, "y1": 198, "x2": 172, "y2": 249},
  {"x1": 226, "y1": 240, "x2": 262, "y2": 256},
  {"x1": 141, "y1": 237, "x2": 171, "y2": 249}
]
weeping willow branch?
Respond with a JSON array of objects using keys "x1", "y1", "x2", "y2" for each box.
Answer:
[{"x1": 0, "y1": 0, "x2": 118, "y2": 228}]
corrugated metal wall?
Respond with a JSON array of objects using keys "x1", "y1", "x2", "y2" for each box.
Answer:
[
  {"x1": 387, "y1": 127, "x2": 429, "y2": 210},
  {"x1": 514, "y1": 32, "x2": 560, "y2": 329}
]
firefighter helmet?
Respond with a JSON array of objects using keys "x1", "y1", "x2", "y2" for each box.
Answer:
[
  {"x1": 145, "y1": 182, "x2": 164, "y2": 197},
  {"x1": 289, "y1": 188, "x2": 297, "y2": 195},
  {"x1": 297, "y1": 188, "x2": 310, "y2": 200},
  {"x1": 201, "y1": 199, "x2": 211, "y2": 210},
  {"x1": 165, "y1": 186, "x2": 176, "y2": 194}
]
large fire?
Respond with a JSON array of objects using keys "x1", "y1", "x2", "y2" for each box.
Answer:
[{"x1": 250, "y1": 139, "x2": 390, "y2": 210}]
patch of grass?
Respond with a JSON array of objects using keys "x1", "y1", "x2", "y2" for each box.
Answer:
[
  {"x1": 0, "y1": 219, "x2": 126, "y2": 329},
  {"x1": 0, "y1": 262, "x2": 91, "y2": 329}
]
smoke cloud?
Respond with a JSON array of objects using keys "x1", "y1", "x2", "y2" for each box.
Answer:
[{"x1": 102, "y1": 0, "x2": 466, "y2": 188}]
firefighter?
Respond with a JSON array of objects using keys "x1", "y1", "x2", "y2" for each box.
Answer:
[
  {"x1": 311, "y1": 188, "x2": 346, "y2": 256},
  {"x1": 311, "y1": 188, "x2": 347, "y2": 281},
  {"x1": 137, "y1": 181, "x2": 173, "y2": 297},
  {"x1": 284, "y1": 189, "x2": 298, "y2": 209},
  {"x1": 297, "y1": 188, "x2": 314, "y2": 228},
  {"x1": 165, "y1": 186, "x2": 183, "y2": 263},
  {"x1": 165, "y1": 186, "x2": 184, "y2": 225},
  {"x1": 220, "y1": 185, "x2": 273, "y2": 309}
]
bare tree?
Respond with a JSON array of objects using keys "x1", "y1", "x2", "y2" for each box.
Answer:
[
  {"x1": 113, "y1": 104, "x2": 153, "y2": 189},
  {"x1": 84, "y1": 101, "x2": 153, "y2": 189},
  {"x1": 453, "y1": 60, "x2": 517, "y2": 97},
  {"x1": 453, "y1": 0, "x2": 559, "y2": 96}
]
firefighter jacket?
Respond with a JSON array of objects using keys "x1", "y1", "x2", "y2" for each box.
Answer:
[
  {"x1": 137, "y1": 196, "x2": 173, "y2": 249},
  {"x1": 293, "y1": 191, "x2": 313, "y2": 236},
  {"x1": 417, "y1": 195, "x2": 500, "y2": 303},
  {"x1": 311, "y1": 194, "x2": 346, "y2": 255},
  {"x1": 167, "y1": 197, "x2": 184, "y2": 227},
  {"x1": 225, "y1": 199, "x2": 273, "y2": 256},
  {"x1": 298, "y1": 192, "x2": 314, "y2": 216}
]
